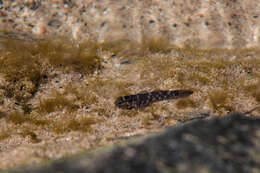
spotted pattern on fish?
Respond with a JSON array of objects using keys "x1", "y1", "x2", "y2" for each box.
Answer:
[{"x1": 115, "y1": 90, "x2": 193, "y2": 110}]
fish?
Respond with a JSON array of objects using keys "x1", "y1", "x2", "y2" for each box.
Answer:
[{"x1": 115, "y1": 90, "x2": 193, "y2": 110}]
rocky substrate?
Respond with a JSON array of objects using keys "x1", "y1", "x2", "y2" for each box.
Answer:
[
  {"x1": 0, "y1": 0, "x2": 260, "y2": 48},
  {"x1": 10, "y1": 113, "x2": 260, "y2": 173}
]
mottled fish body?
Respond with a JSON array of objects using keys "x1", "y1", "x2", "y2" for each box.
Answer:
[{"x1": 115, "y1": 90, "x2": 193, "y2": 110}]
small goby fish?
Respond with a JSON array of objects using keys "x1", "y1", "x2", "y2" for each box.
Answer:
[{"x1": 115, "y1": 90, "x2": 193, "y2": 110}]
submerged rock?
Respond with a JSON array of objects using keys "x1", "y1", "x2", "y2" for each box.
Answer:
[{"x1": 12, "y1": 113, "x2": 260, "y2": 173}]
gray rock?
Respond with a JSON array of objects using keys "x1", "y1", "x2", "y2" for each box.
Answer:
[{"x1": 10, "y1": 114, "x2": 260, "y2": 173}]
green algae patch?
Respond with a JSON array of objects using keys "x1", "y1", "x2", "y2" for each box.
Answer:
[
  {"x1": 141, "y1": 36, "x2": 173, "y2": 53},
  {"x1": 0, "y1": 36, "x2": 102, "y2": 107},
  {"x1": 38, "y1": 91, "x2": 79, "y2": 114}
]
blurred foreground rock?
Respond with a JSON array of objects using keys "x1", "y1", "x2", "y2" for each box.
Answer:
[{"x1": 10, "y1": 114, "x2": 260, "y2": 173}]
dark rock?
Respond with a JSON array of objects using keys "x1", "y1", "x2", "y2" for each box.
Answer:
[{"x1": 11, "y1": 113, "x2": 260, "y2": 173}]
